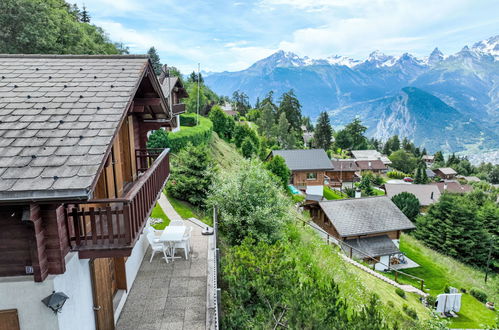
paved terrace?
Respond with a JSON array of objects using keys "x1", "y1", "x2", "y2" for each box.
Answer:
[{"x1": 117, "y1": 195, "x2": 216, "y2": 330}]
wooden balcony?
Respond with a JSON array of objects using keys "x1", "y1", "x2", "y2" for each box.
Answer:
[
  {"x1": 66, "y1": 148, "x2": 170, "y2": 258},
  {"x1": 172, "y1": 103, "x2": 186, "y2": 115}
]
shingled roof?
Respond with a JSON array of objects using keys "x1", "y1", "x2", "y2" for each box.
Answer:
[
  {"x1": 343, "y1": 235, "x2": 400, "y2": 258},
  {"x1": 384, "y1": 183, "x2": 441, "y2": 206},
  {"x1": 319, "y1": 196, "x2": 415, "y2": 237},
  {"x1": 270, "y1": 149, "x2": 333, "y2": 171},
  {"x1": 0, "y1": 54, "x2": 167, "y2": 202}
]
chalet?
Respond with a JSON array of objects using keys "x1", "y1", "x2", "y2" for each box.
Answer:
[
  {"x1": 158, "y1": 74, "x2": 188, "y2": 132},
  {"x1": 355, "y1": 159, "x2": 388, "y2": 174},
  {"x1": 422, "y1": 155, "x2": 435, "y2": 167},
  {"x1": 0, "y1": 55, "x2": 184, "y2": 329},
  {"x1": 351, "y1": 149, "x2": 392, "y2": 166},
  {"x1": 326, "y1": 159, "x2": 360, "y2": 186},
  {"x1": 434, "y1": 167, "x2": 457, "y2": 180},
  {"x1": 268, "y1": 149, "x2": 333, "y2": 190},
  {"x1": 456, "y1": 175, "x2": 481, "y2": 182},
  {"x1": 220, "y1": 102, "x2": 238, "y2": 117},
  {"x1": 384, "y1": 184, "x2": 441, "y2": 207},
  {"x1": 312, "y1": 197, "x2": 415, "y2": 266},
  {"x1": 426, "y1": 169, "x2": 436, "y2": 179},
  {"x1": 430, "y1": 181, "x2": 473, "y2": 194}
]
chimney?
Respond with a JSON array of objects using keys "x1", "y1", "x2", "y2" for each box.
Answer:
[
  {"x1": 355, "y1": 189, "x2": 362, "y2": 199},
  {"x1": 368, "y1": 161, "x2": 372, "y2": 168},
  {"x1": 444, "y1": 182, "x2": 448, "y2": 191}
]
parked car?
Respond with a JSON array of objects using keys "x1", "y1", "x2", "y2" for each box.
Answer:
[{"x1": 403, "y1": 177, "x2": 414, "y2": 182}]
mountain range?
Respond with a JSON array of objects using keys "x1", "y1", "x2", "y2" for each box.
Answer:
[{"x1": 204, "y1": 36, "x2": 499, "y2": 156}]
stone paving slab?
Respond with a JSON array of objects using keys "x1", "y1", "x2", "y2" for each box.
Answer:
[{"x1": 116, "y1": 220, "x2": 208, "y2": 330}]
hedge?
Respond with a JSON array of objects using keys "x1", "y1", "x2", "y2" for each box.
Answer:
[
  {"x1": 387, "y1": 170, "x2": 410, "y2": 179},
  {"x1": 180, "y1": 114, "x2": 197, "y2": 127},
  {"x1": 148, "y1": 114, "x2": 213, "y2": 153},
  {"x1": 168, "y1": 114, "x2": 213, "y2": 152}
]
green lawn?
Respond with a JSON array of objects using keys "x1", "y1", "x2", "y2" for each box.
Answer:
[
  {"x1": 165, "y1": 192, "x2": 213, "y2": 226},
  {"x1": 323, "y1": 186, "x2": 348, "y2": 200},
  {"x1": 372, "y1": 188, "x2": 386, "y2": 196},
  {"x1": 150, "y1": 203, "x2": 170, "y2": 230},
  {"x1": 396, "y1": 234, "x2": 498, "y2": 329}
]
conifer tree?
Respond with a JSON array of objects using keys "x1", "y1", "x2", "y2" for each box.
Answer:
[
  {"x1": 147, "y1": 47, "x2": 162, "y2": 75},
  {"x1": 278, "y1": 90, "x2": 302, "y2": 133},
  {"x1": 81, "y1": 5, "x2": 90, "y2": 23},
  {"x1": 314, "y1": 112, "x2": 332, "y2": 150}
]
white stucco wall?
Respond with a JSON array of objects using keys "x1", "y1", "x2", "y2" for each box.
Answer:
[
  {"x1": 53, "y1": 253, "x2": 95, "y2": 330},
  {"x1": 0, "y1": 234, "x2": 149, "y2": 330},
  {"x1": 0, "y1": 275, "x2": 58, "y2": 330}
]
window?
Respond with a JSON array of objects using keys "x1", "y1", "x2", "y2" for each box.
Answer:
[{"x1": 306, "y1": 172, "x2": 317, "y2": 180}]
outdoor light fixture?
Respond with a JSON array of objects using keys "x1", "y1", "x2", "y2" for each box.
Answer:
[{"x1": 42, "y1": 291, "x2": 69, "y2": 314}]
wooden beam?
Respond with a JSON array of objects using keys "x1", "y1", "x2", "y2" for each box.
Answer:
[
  {"x1": 134, "y1": 98, "x2": 161, "y2": 106},
  {"x1": 132, "y1": 105, "x2": 145, "y2": 113}
]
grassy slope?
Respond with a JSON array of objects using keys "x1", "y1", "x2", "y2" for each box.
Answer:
[
  {"x1": 323, "y1": 186, "x2": 347, "y2": 200},
  {"x1": 150, "y1": 203, "x2": 170, "y2": 230},
  {"x1": 397, "y1": 234, "x2": 498, "y2": 329},
  {"x1": 212, "y1": 133, "x2": 431, "y2": 327}
]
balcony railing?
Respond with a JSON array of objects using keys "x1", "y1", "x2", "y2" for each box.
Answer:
[
  {"x1": 66, "y1": 148, "x2": 170, "y2": 258},
  {"x1": 172, "y1": 103, "x2": 186, "y2": 115}
]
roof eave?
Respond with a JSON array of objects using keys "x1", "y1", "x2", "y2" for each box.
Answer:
[{"x1": 0, "y1": 189, "x2": 91, "y2": 204}]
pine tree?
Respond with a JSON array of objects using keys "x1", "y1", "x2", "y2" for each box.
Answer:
[
  {"x1": 434, "y1": 151, "x2": 444, "y2": 163},
  {"x1": 276, "y1": 113, "x2": 295, "y2": 149},
  {"x1": 314, "y1": 112, "x2": 332, "y2": 150},
  {"x1": 241, "y1": 137, "x2": 256, "y2": 158},
  {"x1": 278, "y1": 90, "x2": 302, "y2": 133},
  {"x1": 255, "y1": 97, "x2": 261, "y2": 109},
  {"x1": 81, "y1": 5, "x2": 90, "y2": 23},
  {"x1": 414, "y1": 166, "x2": 422, "y2": 184},
  {"x1": 147, "y1": 47, "x2": 162, "y2": 75},
  {"x1": 256, "y1": 103, "x2": 277, "y2": 139}
]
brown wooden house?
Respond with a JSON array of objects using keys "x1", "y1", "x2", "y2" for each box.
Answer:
[
  {"x1": 433, "y1": 167, "x2": 457, "y2": 180},
  {"x1": 355, "y1": 159, "x2": 388, "y2": 174},
  {"x1": 268, "y1": 149, "x2": 333, "y2": 189},
  {"x1": 326, "y1": 159, "x2": 360, "y2": 187},
  {"x1": 310, "y1": 197, "x2": 415, "y2": 261},
  {"x1": 0, "y1": 54, "x2": 181, "y2": 329}
]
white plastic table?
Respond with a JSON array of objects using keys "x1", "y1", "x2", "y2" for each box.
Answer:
[{"x1": 159, "y1": 226, "x2": 186, "y2": 262}]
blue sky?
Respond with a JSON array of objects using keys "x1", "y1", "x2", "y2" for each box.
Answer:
[{"x1": 76, "y1": 0, "x2": 498, "y2": 73}]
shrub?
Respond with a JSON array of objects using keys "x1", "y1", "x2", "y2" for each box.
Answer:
[
  {"x1": 470, "y1": 288, "x2": 488, "y2": 303},
  {"x1": 387, "y1": 300, "x2": 394, "y2": 308},
  {"x1": 395, "y1": 288, "x2": 406, "y2": 299},
  {"x1": 180, "y1": 114, "x2": 197, "y2": 126},
  {"x1": 426, "y1": 295, "x2": 437, "y2": 307},
  {"x1": 460, "y1": 288, "x2": 467, "y2": 293},
  {"x1": 168, "y1": 114, "x2": 213, "y2": 152},
  {"x1": 403, "y1": 305, "x2": 418, "y2": 320},
  {"x1": 387, "y1": 170, "x2": 408, "y2": 179},
  {"x1": 443, "y1": 284, "x2": 450, "y2": 293},
  {"x1": 391, "y1": 192, "x2": 420, "y2": 221},
  {"x1": 207, "y1": 160, "x2": 290, "y2": 245},
  {"x1": 241, "y1": 137, "x2": 257, "y2": 158},
  {"x1": 344, "y1": 187, "x2": 355, "y2": 198},
  {"x1": 166, "y1": 143, "x2": 216, "y2": 207},
  {"x1": 291, "y1": 194, "x2": 305, "y2": 204},
  {"x1": 265, "y1": 155, "x2": 291, "y2": 189},
  {"x1": 373, "y1": 174, "x2": 384, "y2": 186}
]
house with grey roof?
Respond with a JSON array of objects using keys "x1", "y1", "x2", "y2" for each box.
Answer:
[
  {"x1": 312, "y1": 197, "x2": 415, "y2": 262},
  {"x1": 384, "y1": 183, "x2": 441, "y2": 207},
  {"x1": 158, "y1": 73, "x2": 189, "y2": 132},
  {"x1": 326, "y1": 159, "x2": 360, "y2": 186},
  {"x1": 0, "y1": 54, "x2": 179, "y2": 329},
  {"x1": 351, "y1": 149, "x2": 392, "y2": 166},
  {"x1": 355, "y1": 159, "x2": 388, "y2": 173},
  {"x1": 268, "y1": 149, "x2": 333, "y2": 190},
  {"x1": 434, "y1": 167, "x2": 457, "y2": 180}
]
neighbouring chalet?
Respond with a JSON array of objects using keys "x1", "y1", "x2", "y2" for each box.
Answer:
[
  {"x1": 422, "y1": 155, "x2": 435, "y2": 167},
  {"x1": 326, "y1": 159, "x2": 360, "y2": 187},
  {"x1": 355, "y1": 159, "x2": 388, "y2": 174},
  {"x1": 157, "y1": 74, "x2": 188, "y2": 132},
  {"x1": 384, "y1": 184, "x2": 441, "y2": 208},
  {"x1": 268, "y1": 149, "x2": 333, "y2": 189},
  {"x1": 0, "y1": 55, "x2": 185, "y2": 329},
  {"x1": 351, "y1": 149, "x2": 392, "y2": 166},
  {"x1": 430, "y1": 181, "x2": 473, "y2": 194},
  {"x1": 434, "y1": 167, "x2": 457, "y2": 180},
  {"x1": 309, "y1": 197, "x2": 415, "y2": 265}
]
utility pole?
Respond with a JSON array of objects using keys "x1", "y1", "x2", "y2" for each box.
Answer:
[
  {"x1": 484, "y1": 239, "x2": 493, "y2": 283},
  {"x1": 196, "y1": 62, "x2": 200, "y2": 126}
]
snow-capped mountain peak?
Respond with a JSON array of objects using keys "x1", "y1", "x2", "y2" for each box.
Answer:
[
  {"x1": 325, "y1": 55, "x2": 360, "y2": 67},
  {"x1": 472, "y1": 35, "x2": 499, "y2": 59},
  {"x1": 428, "y1": 47, "x2": 444, "y2": 65}
]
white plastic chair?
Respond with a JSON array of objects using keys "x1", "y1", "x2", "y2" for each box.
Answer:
[
  {"x1": 170, "y1": 220, "x2": 184, "y2": 226},
  {"x1": 174, "y1": 226, "x2": 192, "y2": 259},
  {"x1": 147, "y1": 233, "x2": 169, "y2": 263}
]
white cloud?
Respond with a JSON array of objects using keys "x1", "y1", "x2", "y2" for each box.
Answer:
[{"x1": 277, "y1": 0, "x2": 474, "y2": 59}]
